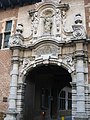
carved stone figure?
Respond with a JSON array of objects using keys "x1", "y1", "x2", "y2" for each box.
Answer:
[
  {"x1": 74, "y1": 14, "x2": 82, "y2": 25},
  {"x1": 32, "y1": 12, "x2": 39, "y2": 35},
  {"x1": 16, "y1": 24, "x2": 23, "y2": 34},
  {"x1": 55, "y1": 9, "x2": 61, "y2": 33},
  {"x1": 44, "y1": 17, "x2": 53, "y2": 34}
]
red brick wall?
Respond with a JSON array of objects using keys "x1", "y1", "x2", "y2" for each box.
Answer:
[
  {"x1": 0, "y1": 8, "x2": 19, "y2": 113},
  {"x1": 84, "y1": 0, "x2": 90, "y2": 83},
  {"x1": 0, "y1": 50, "x2": 11, "y2": 112},
  {"x1": 0, "y1": 8, "x2": 19, "y2": 33},
  {"x1": 84, "y1": 0, "x2": 90, "y2": 37}
]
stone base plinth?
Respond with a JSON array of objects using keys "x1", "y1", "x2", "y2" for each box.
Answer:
[
  {"x1": 74, "y1": 113, "x2": 88, "y2": 120},
  {"x1": 4, "y1": 110, "x2": 18, "y2": 120}
]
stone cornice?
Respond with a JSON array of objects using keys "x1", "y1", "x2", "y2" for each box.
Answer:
[{"x1": 9, "y1": 33, "x2": 88, "y2": 50}]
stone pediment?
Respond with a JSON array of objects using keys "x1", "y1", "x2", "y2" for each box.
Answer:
[
  {"x1": 24, "y1": 36, "x2": 63, "y2": 49},
  {"x1": 32, "y1": 36, "x2": 61, "y2": 45}
]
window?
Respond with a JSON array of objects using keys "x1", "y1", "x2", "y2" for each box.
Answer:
[
  {"x1": 59, "y1": 87, "x2": 72, "y2": 110},
  {"x1": 3, "y1": 97, "x2": 7, "y2": 102},
  {"x1": 4, "y1": 33, "x2": 10, "y2": 48},
  {"x1": 0, "y1": 20, "x2": 12, "y2": 49},
  {"x1": 5, "y1": 20, "x2": 12, "y2": 31},
  {"x1": 4, "y1": 20, "x2": 12, "y2": 48},
  {"x1": 68, "y1": 92, "x2": 72, "y2": 109},
  {"x1": 60, "y1": 91, "x2": 66, "y2": 110}
]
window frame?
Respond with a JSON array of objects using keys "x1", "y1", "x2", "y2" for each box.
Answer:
[
  {"x1": 59, "y1": 87, "x2": 72, "y2": 110},
  {"x1": 0, "y1": 19, "x2": 14, "y2": 49},
  {"x1": 0, "y1": 33, "x2": 2, "y2": 49}
]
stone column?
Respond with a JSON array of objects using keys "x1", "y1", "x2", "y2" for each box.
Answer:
[
  {"x1": 4, "y1": 49, "x2": 20, "y2": 120},
  {"x1": 71, "y1": 72, "x2": 77, "y2": 120},
  {"x1": 17, "y1": 83, "x2": 26, "y2": 120},
  {"x1": 76, "y1": 58, "x2": 85, "y2": 112},
  {"x1": 4, "y1": 24, "x2": 23, "y2": 120},
  {"x1": 74, "y1": 42, "x2": 88, "y2": 120}
]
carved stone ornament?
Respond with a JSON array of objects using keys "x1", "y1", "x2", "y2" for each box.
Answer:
[
  {"x1": 74, "y1": 14, "x2": 82, "y2": 24},
  {"x1": 55, "y1": 9, "x2": 61, "y2": 33},
  {"x1": 72, "y1": 25, "x2": 86, "y2": 39},
  {"x1": 9, "y1": 34, "x2": 23, "y2": 47},
  {"x1": 34, "y1": 44, "x2": 59, "y2": 56},
  {"x1": 16, "y1": 23, "x2": 23, "y2": 34},
  {"x1": 44, "y1": 16, "x2": 53, "y2": 34},
  {"x1": 22, "y1": 58, "x2": 30, "y2": 69},
  {"x1": 32, "y1": 12, "x2": 39, "y2": 35},
  {"x1": 22, "y1": 56, "x2": 35, "y2": 69},
  {"x1": 19, "y1": 57, "x2": 36, "y2": 75},
  {"x1": 42, "y1": 9, "x2": 53, "y2": 35},
  {"x1": 63, "y1": 55, "x2": 74, "y2": 66},
  {"x1": 20, "y1": 55, "x2": 74, "y2": 76}
]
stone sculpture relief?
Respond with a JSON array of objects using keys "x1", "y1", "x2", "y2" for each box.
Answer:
[
  {"x1": 20, "y1": 54, "x2": 74, "y2": 76},
  {"x1": 63, "y1": 55, "x2": 73, "y2": 66},
  {"x1": 72, "y1": 25, "x2": 86, "y2": 39},
  {"x1": 44, "y1": 16, "x2": 53, "y2": 34},
  {"x1": 28, "y1": 3, "x2": 86, "y2": 43},
  {"x1": 9, "y1": 34, "x2": 23, "y2": 47},
  {"x1": 72, "y1": 14, "x2": 86, "y2": 39},
  {"x1": 9, "y1": 24, "x2": 23, "y2": 47},
  {"x1": 34, "y1": 44, "x2": 59, "y2": 56},
  {"x1": 32, "y1": 12, "x2": 39, "y2": 35},
  {"x1": 55, "y1": 9, "x2": 61, "y2": 33},
  {"x1": 42, "y1": 9, "x2": 53, "y2": 35}
]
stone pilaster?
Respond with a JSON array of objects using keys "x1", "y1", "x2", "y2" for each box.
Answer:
[
  {"x1": 74, "y1": 42, "x2": 88, "y2": 120},
  {"x1": 4, "y1": 50, "x2": 20, "y2": 120},
  {"x1": 4, "y1": 24, "x2": 23, "y2": 120},
  {"x1": 17, "y1": 83, "x2": 26, "y2": 120}
]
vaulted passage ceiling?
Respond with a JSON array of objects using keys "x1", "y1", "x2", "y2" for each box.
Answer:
[{"x1": 0, "y1": 0, "x2": 41, "y2": 9}]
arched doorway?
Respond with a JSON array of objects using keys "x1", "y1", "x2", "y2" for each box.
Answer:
[{"x1": 23, "y1": 64, "x2": 72, "y2": 120}]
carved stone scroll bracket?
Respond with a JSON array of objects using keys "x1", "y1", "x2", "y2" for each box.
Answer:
[
  {"x1": 63, "y1": 55, "x2": 74, "y2": 66},
  {"x1": 19, "y1": 57, "x2": 35, "y2": 76},
  {"x1": 62, "y1": 55, "x2": 74, "y2": 72},
  {"x1": 60, "y1": 4, "x2": 73, "y2": 41},
  {"x1": 72, "y1": 25, "x2": 86, "y2": 39},
  {"x1": 72, "y1": 14, "x2": 86, "y2": 39}
]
